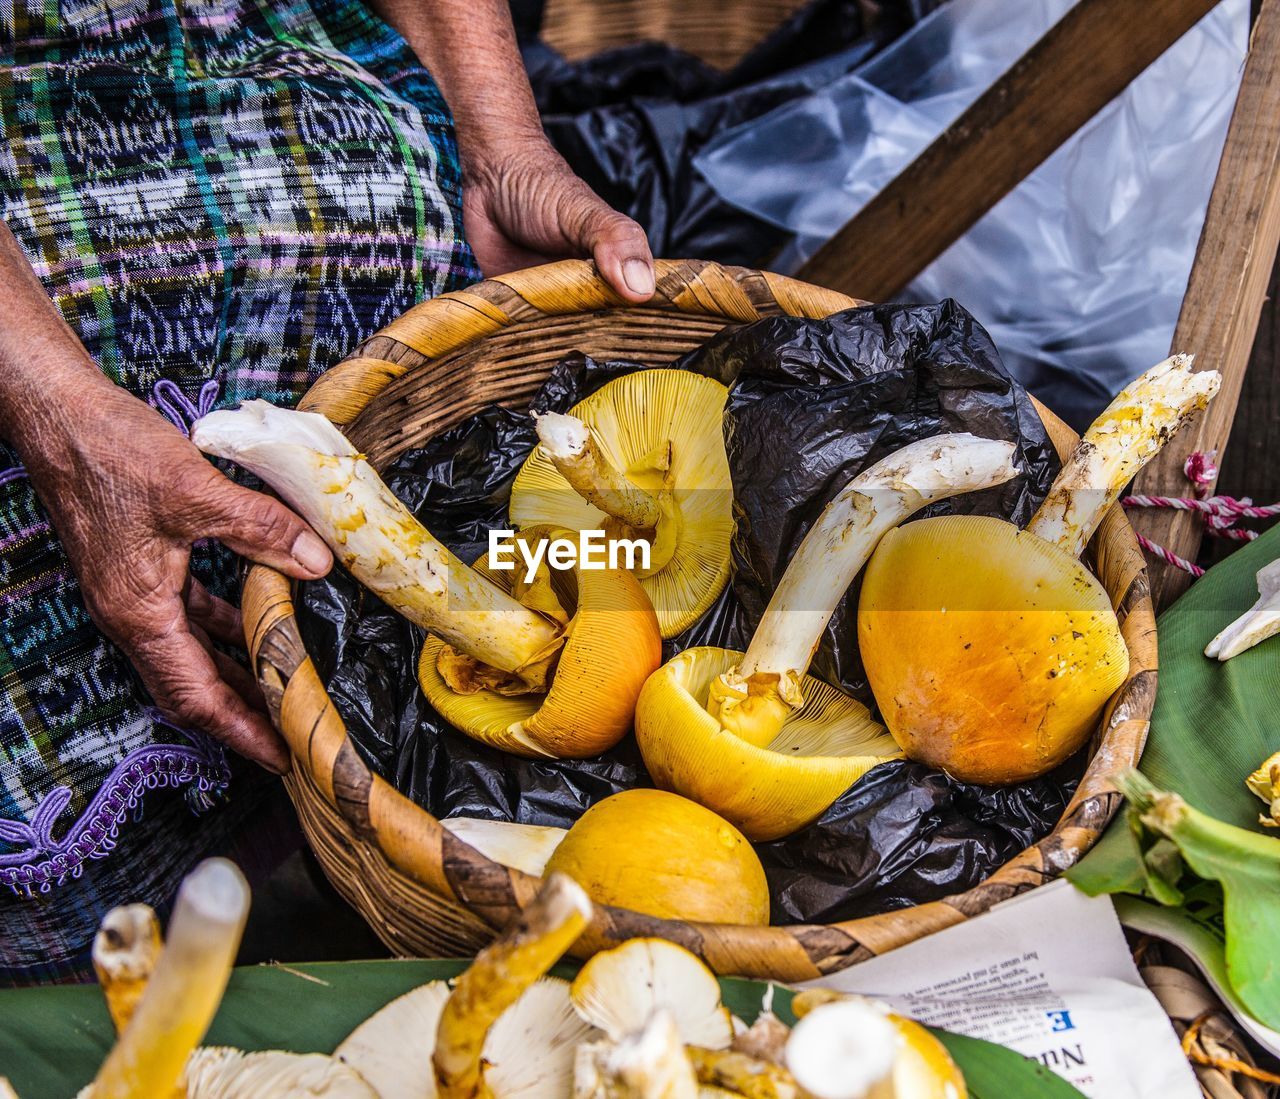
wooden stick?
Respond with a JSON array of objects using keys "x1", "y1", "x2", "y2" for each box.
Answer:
[
  {"x1": 1132, "y1": 0, "x2": 1280, "y2": 609},
  {"x1": 796, "y1": 0, "x2": 1219, "y2": 300}
]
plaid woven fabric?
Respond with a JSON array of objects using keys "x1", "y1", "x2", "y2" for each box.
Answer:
[{"x1": 0, "y1": 0, "x2": 479, "y2": 983}]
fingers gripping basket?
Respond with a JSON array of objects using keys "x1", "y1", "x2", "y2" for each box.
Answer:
[{"x1": 242, "y1": 260, "x2": 1157, "y2": 978}]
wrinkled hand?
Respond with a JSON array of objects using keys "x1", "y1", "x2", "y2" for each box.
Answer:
[
  {"x1": 16, "y1": 373, "x2": 332, "y2": 773},
  {"x1": 463, "y1": 136, "x2": 656, "y2": 302}
]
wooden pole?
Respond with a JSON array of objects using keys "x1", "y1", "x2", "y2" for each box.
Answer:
[
  {"x1": 797, "y1": 0, "x2": 1220, "y2": 301},
  {"x1": 1133, "y1": 0, "x2": 1280, "y2": 609}
]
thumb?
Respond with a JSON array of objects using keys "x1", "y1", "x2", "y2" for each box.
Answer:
[
  {"x1": 202, "y1": 482, "x2": 332, "y2": 580},
  {"x1": 557, "y1": 181, "x2": 655, "y2": 303}
]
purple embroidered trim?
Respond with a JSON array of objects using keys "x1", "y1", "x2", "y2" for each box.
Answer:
[
  {"x1": 152, "y1": 378, "x2": 221, "y2": 436},
  {"x1": 0, "y1": 712, "x2": 231, "y2": 897},
  {"x1": 0, "y1": 465, "x2": 28, "y2": 487}
]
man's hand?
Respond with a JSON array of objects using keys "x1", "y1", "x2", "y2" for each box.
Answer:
[
  {"x1": 463, "y1": 136, "x2": 656, "y2": 301},
  {"x1": 9, "y1": 370, "x2": 332, "y2": 773}
]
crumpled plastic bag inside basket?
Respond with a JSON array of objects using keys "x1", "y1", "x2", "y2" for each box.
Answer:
[{"x1": 296, "y1": 300, "x2": 1078, "y2": 924}]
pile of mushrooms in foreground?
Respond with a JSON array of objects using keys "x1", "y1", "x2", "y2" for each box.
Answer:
[{"x1": 39, "y1": 859, "x2": 965, "y2": 1099}]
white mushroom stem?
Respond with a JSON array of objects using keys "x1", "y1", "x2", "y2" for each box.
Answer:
[
  {"x1": 535, "y1": 412, "x2": 664, "y2": 530},
  {"x1": 92, "y1": 904, "x2": 163, "y2": 1035},
  {"x1": 785, "y1": 1000, "x2": 899, "y2": 1099},
  {"x1": 710, "y1": 434, "x2": 1019, "y2": 747},
  {"x1": 87, "y1": 859, "x2": 249, "y2": 1099},
  {"x1": 434, "y1": 873, "x2": 593, "y2": 1099},
  {"x1": 1027, "y1": 354, "x2": 1221, "y2": 557},
  {"x1": 192, "y1": 402, "x2": 561, "y2": 685},
  {"x1": 1205, "y1": 558, "x2": 1280, "y2": 661},
  {"x1": 574, "y1": 1011, "x2": 699, "y2": 1099}
]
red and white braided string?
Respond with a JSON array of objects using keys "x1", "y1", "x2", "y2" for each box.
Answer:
[{"x1": 1120, "y1": 451, "x2": 1280, "y2": 577}]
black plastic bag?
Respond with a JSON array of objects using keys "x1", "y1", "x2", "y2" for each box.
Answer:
[
  {"x1": 523, "y1": 0, "x2": 938, "y2": 265},
  {"x1": 297, "y1": 301, "x2": 1071, "y2": 924},
  {"x1": 759, "y1": 759, "x2": 1075, "y2": 924}
]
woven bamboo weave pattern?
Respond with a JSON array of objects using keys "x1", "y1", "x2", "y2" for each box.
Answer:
[{"x1": 246, "y1": 259, "x2": 1156, "y2": 978}]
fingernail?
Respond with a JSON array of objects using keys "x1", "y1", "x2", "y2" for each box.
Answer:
[
  {"x1": 292, "y1": 530, "x2": 332, "y2": 574},
  {"x1": 623, "y1": 258, "x2": 655, "y2": 298}
]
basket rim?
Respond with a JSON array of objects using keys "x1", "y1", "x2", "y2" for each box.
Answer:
[{"x1": 243, "y1": 258, "x2": 1156, "y2": 980}]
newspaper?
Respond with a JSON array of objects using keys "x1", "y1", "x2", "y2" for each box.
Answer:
[{"x1": 799, "y1": 879, "x2": 1199, "y2": 1097}]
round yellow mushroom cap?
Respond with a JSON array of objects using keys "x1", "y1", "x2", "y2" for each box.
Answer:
[
  {"x1": 510, "y1": 369, "x2": 732, "y2": 639},
  {"x1": 858, "y1": 514, "x2": 1129, "y2": 785},
  {"x1": 418, "y1": 528, "x2": 662, "y2": 759},
  {"x1": 544, "y1": 789, "x2": 770, "y2": 925},
  {"x1": 635, "y1": 647, "x2": 901, "y2": 841},
  {"x1": 890, "y1": 1016, "x2": 967, "y2": 1099}
]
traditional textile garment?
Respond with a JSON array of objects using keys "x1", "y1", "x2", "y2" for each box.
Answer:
[{"x1": 0, "y1": 0, "x2": 479, "y2": 983}]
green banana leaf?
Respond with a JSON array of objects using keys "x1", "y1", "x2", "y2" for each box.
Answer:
[
  {"x1": 0, "y1": 958, "x2": 1083, "y2": 1098},
  {"x1": 1069, "y1": 523, "x2": 1280, "y2": 1028}
]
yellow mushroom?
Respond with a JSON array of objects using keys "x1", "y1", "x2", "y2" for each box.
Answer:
[
  {"x1": 635, "y1": 434, "x2": 1020, "y2": 839},
  {"x1": 434, "y1": 874, "x2": 595, "y2": 1099},
  {"x1": 417, "y1": 528, "x2": 661, "y2": 757},
  {"x1": 859, "y1": 355, "x2": 1221, "y2": 784},
  {"x1": 510, "y1": 370, "x2": 733, "y2": 639},
  {"x1": 544, "y1": 789, "x2": 770, "y2": 925},
  {"x1": 85, "y1": 859, "x2": 251, "y2": 1099},
  {"x1": 574, "y1": 1011, "x2": 700, "y2": 1099},
  {"x1": 339, "y1": 874, "x2": 595, "y2": 1099},
  {"x1": 1246, "y1": 750, "x2": 1280, "y2": 828},
  {"x1": 637, "y1": 647, "x2": 899, "y2": 841},
  {"x1": 788, "y1": 993, "x2": 965, "y2": 1099},
  {"x1": 92, "y1": 903, "x2": 162, "y2": 1035},
  {"x1": 192, "y1": 404, "x2": 661, "y2": 758},
  {"x1": 82, "y1": 860, "x2": 374, "y2": 1099}
]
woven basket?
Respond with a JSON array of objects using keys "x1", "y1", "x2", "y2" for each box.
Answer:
[
  {"x1": 243, "y1": 259, "x2": 1156, "y2": 979},
  {"x1": 539, "y1": 0, "x2": 811, "y2": 70}
]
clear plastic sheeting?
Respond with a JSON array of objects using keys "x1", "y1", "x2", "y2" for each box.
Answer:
[{"x1": 694, "y1": 0, "x2": 1249, "y2": 428}]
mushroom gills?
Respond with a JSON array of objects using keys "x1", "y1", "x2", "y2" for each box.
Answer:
[
  {"x1": 574, "y1": 1011, "x2": 699, "y2": 1099},
  {"x1": 571, "y1": 939, "x2": 734, "y2": 1050},
  {"x1": 636, "y1": 646, "x2": 899, "y2": 841},
  {"x1": 181, "y1": 1048, "x2": 374, "y2": 1098},
  {"x1": 337, "y1": 979, "x2": 592, "y2": 1099},
  {"x1": 511, "y1": 369, "x2": 733, "y2": 639}
]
